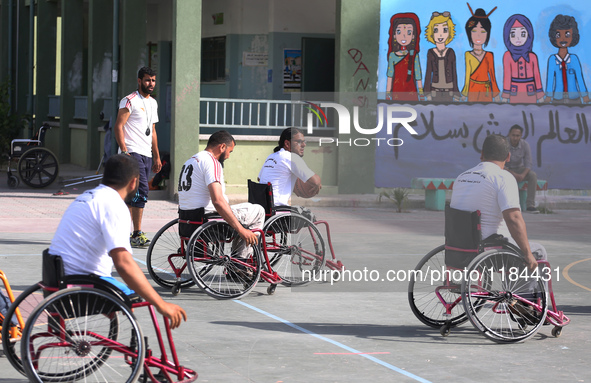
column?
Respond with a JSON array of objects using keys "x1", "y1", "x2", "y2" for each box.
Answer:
[
  {"x1": 171, "y1": 0, "x2": 201, "y2": 199},
  {"x1": 120, "y1": 0, "x2": 147, "y2": 97},
  {"x1": 58, "y1": 0, "x2": 84, "y2": 163},
  {"x1": 35, "y1": 0, "x2": 58, "y2": 125},
  {"x1": 335, "y1": 0, "x2": 380, "y2": 194},
  {"x1": 87, "y1": 0, "x2": 113, "y2": 169}
]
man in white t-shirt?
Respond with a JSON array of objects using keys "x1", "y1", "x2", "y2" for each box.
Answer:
[
  {"x1": 114, "y1": 66, "x2": 162, "y2": 248},
  {"x1": 178, "y1": 130, "x2": 264, "y2": 246},
  {"x1": 49, "y1": 154, "x2": 186, "y2": 329},
  {"x1": 450, "y1": 134, "x2": 544, "y2": 271},
  {"x1": 258, "y1": 127, "x2": 322, "y2": 206}
]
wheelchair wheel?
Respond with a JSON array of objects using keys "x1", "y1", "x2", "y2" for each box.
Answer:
[
  {"x1": 18, "y1": 147, "x2": 59, "y2": 188},
  {"x1": 461, "y1": 249, "x2": 548, "y2": 343},
  {"x1": 263, "y1": 213, "x2": 326, "y2": 286},
  {"x1": 186, "y1": 221, "x2": 262, "y2": 299},
  {"x1": 1, "y1": 283, "x2": 45, "y2": 376},
  {"x1": 7, "y1": 174, "x2": 19, "y2": 188},
  {"x1": 408, "y1": 245, "x2": 470, "y2": 329},
  {"x1": 21, "y1": 287, "x2": 145, "y2": 383},
  {"x1": 147, "y1": 219, "x2": 195, "y2": 290}
]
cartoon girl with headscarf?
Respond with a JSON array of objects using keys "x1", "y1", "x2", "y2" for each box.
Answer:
[
  {"x1": 386, "y1": 12, "x2": 423, "y2": 101},
  {"x1": 501, "y1": 14, "x2": 544, "y2": 103},
  {"x1": 461, "y1": 5, "x2": 500, "y2": 102}
]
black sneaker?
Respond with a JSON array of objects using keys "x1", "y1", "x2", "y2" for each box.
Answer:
[{"x1": 526, "y1": 207, "x2": 539, "y2": 214}]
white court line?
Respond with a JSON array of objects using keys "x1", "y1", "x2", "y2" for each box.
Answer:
[{"x1": 235, "y1": 300, "x2": 432, "y2": 383}]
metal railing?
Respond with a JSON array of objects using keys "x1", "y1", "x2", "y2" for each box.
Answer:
[{"x1": 200, "y1": 97, "x2": 334, "y2": 133}]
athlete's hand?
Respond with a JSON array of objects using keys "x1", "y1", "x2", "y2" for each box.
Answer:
[
  {"x1": 239, "y1": 228, "x2": 259, "y2": 246},
  {"x1": 156, "y1": 301, "x2": 187, "y2": 329}
]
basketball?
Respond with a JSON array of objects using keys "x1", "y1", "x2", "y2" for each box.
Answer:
[{"x1": 293, "y1": 178, "x2": 319, "y2": 198}]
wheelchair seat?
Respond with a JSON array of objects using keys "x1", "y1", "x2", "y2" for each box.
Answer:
[{"x1": 42, "y1": 249, "x2": 140, "y2": 308}]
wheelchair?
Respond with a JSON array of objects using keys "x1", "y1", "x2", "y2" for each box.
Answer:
[
  {"x1": 6, "y1": 123, "x2": 59, "y2": 188},
  {"x1": 147, "y1": 207, "x2": 276, "y2": 299},
  {"x1": 408, "y1": 206, "x2": 570, "y2": 343},
  {"x1": 247, "y1": 180, "x2": 345, "y2": 289},
  {"x1": 4, "y1": 250, "x2": 197, "y2": 383}
]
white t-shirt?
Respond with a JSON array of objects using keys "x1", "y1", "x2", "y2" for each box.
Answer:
[
  {"x1": 450, "y1": 162, "x2": 520, "y2": 239},
  {"x1": 118, "y1": 91, "x2": 159, "y2": 157},
  {"x1": 178, "y1": 151, "x2": 228, "y2": 212},
  {"x1": 49, "y1": 184, "x2": 133, "y2": 277},
  {"x1": 258, "y1": 148, "x2": 316, "y2": 206}
]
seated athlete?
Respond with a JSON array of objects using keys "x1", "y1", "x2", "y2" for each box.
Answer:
[
  {"x1": 48, "y1": 154, "x2": 186, "y2": 329},
  {"x1": 450, "y1": 134, "x2": 545, "y2": 271},
  {"x1": 177, "y1": 130, "x2": 264, "y2": 248},
  {"x1": 258, "y1": 127, "x2": 322, "y2": 206}
]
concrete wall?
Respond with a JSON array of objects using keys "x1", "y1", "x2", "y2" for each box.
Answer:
[{"x1": 196, "y1": 135, "x2": 338, "y2": 195}]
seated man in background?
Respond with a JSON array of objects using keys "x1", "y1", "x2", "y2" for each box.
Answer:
[
  {"x1": 258, "y1": 127, "x2": 322, "y2": 206},
  {"x1": 450, "y1": 134, "x2": 545, "y2": 271},
  {"x1": 49, "y1": 154, "x2": 186, "y2": 329},
  {"x1": 505, "y1": 125, "x2": 538, "y2": 213},
  {"x1": 177, "y1": 130, "x2": 264, "y2": 247}
]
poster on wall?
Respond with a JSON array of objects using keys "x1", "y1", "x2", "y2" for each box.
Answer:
[
  {"x1": 283, "y1": 49, "x2": 302, "y2": 93},
  {"x1": 375, "y1": 0, "x2": 591, "y2": 189}
]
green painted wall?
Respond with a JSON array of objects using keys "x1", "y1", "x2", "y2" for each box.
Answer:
[{"x1": 70, "y1": 127, "x2": 87, "y2": 167}]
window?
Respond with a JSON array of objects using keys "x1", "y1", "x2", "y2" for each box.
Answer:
[{"x1": 201, "y1": 36, "x2": 226, "y2": 82}]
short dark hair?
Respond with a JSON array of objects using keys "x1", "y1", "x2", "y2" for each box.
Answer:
[
  {"x1": 102, "y1": 154, "x2": 139, "y2": 189},
  {"x1": 138, "y1": 66, "x2": 156, "y2": 79},
  {"x1": 482, "y1": 134, "x2": 510, "y2": 162},
  {"x1": 274, "y1": 127, "x2": 303, "y2": 152},
  {"x1": 548, "y1": 15, "x2": 580, "y2": 48},
  {"x1": 508, "y1": 125, "x2": 523, "y2": 134},
  {"x1": 206, "y1": 130, "x2": 235, "y2": 149}
]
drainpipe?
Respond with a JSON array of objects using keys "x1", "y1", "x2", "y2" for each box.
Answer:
[
  {"x1": 111, "y1": 0, "x2": 119, "y2": 155},
  {"x1": 28, "y1": 0, "x2": 35, "y2": 136}
]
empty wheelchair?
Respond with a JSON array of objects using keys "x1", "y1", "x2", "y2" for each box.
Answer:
[
  {"x1": 6, "y1": 123, "x2": 59, "y2": 188},
  {"x1": 408, "y1": 206, "x2": 570, "y2": 343},
  {"x1": 9, "y1": 251, "x2": 197, "y2": 382},
  {"x1": 248, "y1": 180, "x2": 344, "y2": 288}
]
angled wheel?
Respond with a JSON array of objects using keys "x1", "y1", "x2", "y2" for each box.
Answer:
[
  {"x1": 21, "y1": 287, "x2": 145, "y2": 383},
  {"x1": 147, "y1": 219, "x2": 195, "y2": 290},
  {"x1": 462, "y1": 249, "x2": 548, "y2": 343},
  {"x1": 408, "y1": 245, "x2": 470, "y2": 329},
  {"x1": 186, "y1": 221, "x2": 262, "y2": 299},
  {"x1": 18, "y1": 147, "x2": 59, "y2": 188},
  {"x1": 1, "y1": 283, "x2": 45, "y2": 376},
  {"x1": 7, "y1": 174, "x2": 19, "y2": 188},
  {"x1": 263, "y1": 213, "x2": 325, "y2": 286}
]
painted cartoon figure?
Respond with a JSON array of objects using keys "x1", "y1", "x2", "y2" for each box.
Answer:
[
  {"x1": 461, "y1": 5, "x2": 500, "y2": 102},
  {"x1": 544, "y1": 15, "x2": 589, "y2": 104},
  {"x1": 386, "y1": 13, "x2": 423, "y2": 101},
  {"x1": 424, "y1": 11, "x2": 460, "y2": 102},
  {"x1": 501, "y1": 14, "x2": 544, "y2": 103}
]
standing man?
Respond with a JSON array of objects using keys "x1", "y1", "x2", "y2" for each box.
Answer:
[
  {"x1": 450, "y1": 134, "x2": 543, "y2": 271},
  {"x1": 49, "y1": 154, "x2": 186, "y2": 328},
  {"x1": 258, "y1": 127, "x2": 322, "y2": 206},
  {"x1": 178, "y1": 130, "x2": 264, "y2": 248},
  {"x1": 505, "y1": 125, "x2": 538, "y2": 213},
  {"x1": 114, "y1": 67, "x2": 161, "y2": 247}
]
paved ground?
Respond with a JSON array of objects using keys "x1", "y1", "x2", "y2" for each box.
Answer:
[{"x1": 0, "y1": 167, "x2": 590, "y2": 382}]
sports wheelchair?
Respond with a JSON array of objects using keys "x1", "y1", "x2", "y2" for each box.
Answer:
[
  {"x1": 6, "y1": 123, "x2": 59, "y2": 188},
  {"x1": 408, "y1": 206, "x2": 570, "y2": 343},
  {"x1": 2, "y1": 250, "x2": 197, "y2": 383},
  {"x1": 147, "y1": 207, "x2": 275, "y2": 299},
  {"x1": 145, "y1": 181, "x2": 344, "y2": 299},
  {"x1": 247, "y1": 180, "x2": 344, "y2": 288}
]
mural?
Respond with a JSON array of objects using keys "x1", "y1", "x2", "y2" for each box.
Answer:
[{"x1": 376, "y1": 1, "x2": 591, "y2": 189}]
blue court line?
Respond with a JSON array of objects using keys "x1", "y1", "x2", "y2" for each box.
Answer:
[{"x1": 235, "y1": 300, "x2": 432, "y2": 383}]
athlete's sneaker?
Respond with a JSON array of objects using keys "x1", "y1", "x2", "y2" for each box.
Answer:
[{"x1": 130, "y1": 231, "x2": 151, "y2": 248}]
